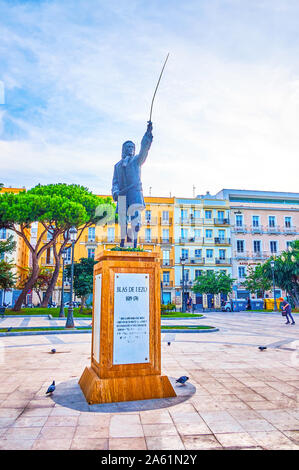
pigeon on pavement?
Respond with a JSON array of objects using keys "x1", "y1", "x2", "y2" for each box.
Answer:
[
  {"x1": 258, "y1": 346, "x2": 267, "y2": 351},
  {"x1": 167, "y1": 342, "x2": 171, "y2": 346},
  {"x1": 176, "y1": 376, "x2": 189, "y2": 385},
  {"x1": 46, "y1": 381, "x2": 55, "y2": 395},
  {"x1": 51, "y1": 349, "x2": 56, "y2": 354}
]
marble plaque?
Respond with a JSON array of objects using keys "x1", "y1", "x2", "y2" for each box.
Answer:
[
  {"x1": 93, "y1": 274, "x2": 102, "y2": 364},
  {"x1": 113, "y1": 273, "x2": 150, "y2": 365}
]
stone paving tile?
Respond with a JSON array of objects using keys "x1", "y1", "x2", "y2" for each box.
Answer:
[
  {"x1": 32, "y1": 439, "x2": 73, "y2": 450},
  {"x1": 3, "y1": 426, "x2": 42, "y2": 440},
  {"x1": 140, "y1": 410, "x2": 172, "y2": 425},
  {"x1": 74, "y1": 425, "x2": 109, "y2": 439},
  {"x1": 199, "y1": 411, "x2": 244, "y2": 434},
  {"x1": 256, "y1": 409, "x2": 299, "y2": 429},
  {"x1": 78, "y1": 413, "x2": 111, "y2": 426},
  {"x1": 236, "y1": 418, "x2": 276, "y2": 432},
  {"x1": 39, "y1": 426, "x2": 76, "y2": 439},
  {"x1": 182, "y1": 434, "x2": 222, "y2": 450},
  {"x1": 142, "y1": 424, "x2": 179, "y2": 437},
  {"x1": 71, "y1": 438, "x2": 109, "y2": 450},
  {"x1": 283, "y1": 430, "x2": 299, "y2": 444},
  {"x1": 215, "y1": 432, "x2": 259, "y2": 449},
  {"x1": 12, "y1": 416, "x2": 48, "y2": 428},
  {"x1": 44, "y1": 415, "x2": 79, "y2": 427},
  {"x1": 109, "y1": 416, "x2": 144, "y2": 439},
  {"x1": 0, "y1": 439, "x2": 36, "y2": 450},
  {"x1": 249, "y1": 431, "x2": 299, "y2": 450},
  {"x1": 109, "y1": 438, "x2": 147, "y2": 450},
  {"x1": 146, "y1": 435, "x2": 185, "y2": 450}
]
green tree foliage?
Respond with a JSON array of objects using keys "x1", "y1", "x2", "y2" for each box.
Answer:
[
  {"x1": 262, "y1": 240, "x2": 299, "y2": 307},
  {"x1": 0, "y1": 184, "x2": 115, "y2": 310},
  {"x1": 192, "y1": 271, "x2": 235, "y2": 295},
  {"x1": 65, "y1": 257, "x2": 97, "y2": 312},
  {"x1": 241, "y1": 264, "x2": 272, "y2": 297}
]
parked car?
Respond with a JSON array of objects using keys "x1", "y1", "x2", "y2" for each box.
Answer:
[{"x1": 64, "y1": 301, "x2": 81, "y2": 308}]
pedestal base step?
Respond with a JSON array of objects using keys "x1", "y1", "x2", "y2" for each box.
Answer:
[{"x1": 79, "y1": 367, "x2": 177, "y2": 404}]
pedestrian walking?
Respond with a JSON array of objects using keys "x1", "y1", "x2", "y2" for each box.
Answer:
[{"x1": 281, "y1": 298, "x2": 295, "y2": 325}]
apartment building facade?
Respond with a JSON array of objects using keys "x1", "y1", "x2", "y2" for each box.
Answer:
[{"x1": 216, "y1": 189, "x2": 299, "y2": 299}]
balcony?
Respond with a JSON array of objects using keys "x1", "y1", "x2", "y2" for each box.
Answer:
[
  {"x1": 160, "y1": 237, "x2": 173, "y2": 245},
  {"x1": 214, "y1": 237, "x2": 231, "y2": 245},
  {"x1": 162, "y1": 280, "x2": 174, "y2": 288},
  {"x1": 233, "y1": 225, "x2": 247, "y2": 233},
  {"x1": 180, "y1": 279, "x2": 193, "y2": 288},
  {"x1": 179, "y1": 237, "x2": 204, "y2": 244},
  {"x1": 234, "y1": 251, "x2": 250, "y2": 259},
  {"x1": 215, "y1": 258, "x2": 232, "y2": 265},
  {"x1": 85, "y1": 235, "x2": 99, "y2": 244},
  {"x1": 250, "y1": 225, "x2": 263, "y2": 233},
  {"x1": 160, "y1": 217, "x2": 173, "y2": 226},
  {"x1": 189, "y1": 216, "x2": 204, "y2": 225},
  {"x1": 283, "y1": 226, "x2": 297, "y2": 234},
  {"x1": 252, "y1": 251, "x2": 267, "y2": 259},
  {"x1": 161, "y1": 259, "x2": 174, "y2": 267},
  {"x1": 214, "y1": 218, "x2": 230, "y2": 225},
  {"x1": 139, "y1": 237, "x2": 159, "y2": 244},
  {"x1": 142, "y1": 217, "x2": 158, "y2": 226},
  {"x1": 266, "y1": 225, "x2": 280, "y2": 234}
]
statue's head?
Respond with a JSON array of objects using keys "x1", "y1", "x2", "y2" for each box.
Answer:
[{"x1": 122, "y1": 140, "x2": 135, "y2": 158}]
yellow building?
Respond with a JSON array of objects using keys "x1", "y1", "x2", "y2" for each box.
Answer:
[{"x1": 36, "y1": 196, "x2": 175, "y2": 305}]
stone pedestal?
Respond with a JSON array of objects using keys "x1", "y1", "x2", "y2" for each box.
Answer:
[{"x1": 79, "y1": 250, "x2": 176, "y2": 404}]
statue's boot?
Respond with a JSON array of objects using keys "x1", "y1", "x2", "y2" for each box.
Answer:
[{"x1": 120, "y1": 239, "x2": 125, "y2": 247}]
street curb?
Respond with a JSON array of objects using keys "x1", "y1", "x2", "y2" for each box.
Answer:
[{"x1": 161, "y1": 327, "x2": 219, "y2": 333}]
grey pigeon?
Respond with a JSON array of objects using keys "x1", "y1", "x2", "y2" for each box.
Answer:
[
  {"x1": 176, "y1": 376, "x2": 189, "y2": 385},
  {"x1": 46, "y1": 380, "x2": 55, "y2": 395},
  {"x1": 258, "y1": 346, "x2": 267, "y2": 351},
  {"x1": 51, "y1": 349, "x2": 56, "y2": 354},
  {"x1": 167, "y1": 342, "x2": 171, "y2": 346}
]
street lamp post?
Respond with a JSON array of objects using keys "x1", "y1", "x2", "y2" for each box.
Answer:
[
  {"x1": 270, "y1": 259, "x2": 277, "y2": 311},
  {"x1": 65, "y1": 226, "x2": 77, "y2": 328},
  {"x1": 180, "y1": 257, "x2": 186, "y2": 313},
  {"x1": 59, "y1": 249, "x2": 67, "y2": 318}
]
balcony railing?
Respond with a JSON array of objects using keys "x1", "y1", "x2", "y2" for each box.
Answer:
[
  {"x1": 250, "y1": 225, "x2": 263, "y2": 233},
  {"x1": 234, "y1": 251, "x2": 249, "y2": 259},
  {"x1": 85, "y1": 235, "x2": 99, "y2": 243},
  {"x1": 139, "y1": 237, "x2": 159, "y2": 244},
  {"x1": 214, "y1": 237, "x2": 231, "y2": 245},
  {"x1": 161, "y1": 259, "x2": 174, "y2": 267},
  {"x1": 189, "y1": 217, "x2": 204, "y2": 225},
  {"x1": 160, "y1": 237, "x2": 173, "y2": 244},
  {"x1": 266, "y1": 225, "x2": 280, "y2": 233},
  {"x1": 215, "y1": 258, "x2": 232, "y2": 265},
  {"x1": 179, "y1": 257, "x2": 205, "y2": 265},
  {"x1": 162, "y1": 280, "x2": 173, "y2": 288},
  {"x1": 283, "y1": 226, "x2": 297, "y2": 234},
  {"x1": 179, "y1": 237, "x2": 204, "y2": 244},
  {"x1": 252, "y1": 251, "x2": 267, "y2": 259},
  {"x1": 142, "y1": 217, "x2": 158, "y2": 226},
  {"x1": 160, "y1": 217, "x2": 173, "y2": 225},
  {"x1": 180, "y1": 279, "x2": 193, "y2": 287},
  {"x1": 233, "y1": 225, "x2": 247, "y2": 233},
  {"x1": 214, "y1": 218, "x2": 230, "y2": 225}
]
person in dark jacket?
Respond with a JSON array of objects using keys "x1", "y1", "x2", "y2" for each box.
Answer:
[{"x1": 281, "y1": 298, "x2": 295, "y2": 325}]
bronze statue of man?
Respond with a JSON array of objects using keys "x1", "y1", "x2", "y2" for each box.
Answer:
[{"x1": 112, "y1": 121, "x2": 153, "y2": 247}]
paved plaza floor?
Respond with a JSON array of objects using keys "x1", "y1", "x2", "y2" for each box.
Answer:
[{"x1": 0, "y1": 312, "x2": 298, "y2": 450}]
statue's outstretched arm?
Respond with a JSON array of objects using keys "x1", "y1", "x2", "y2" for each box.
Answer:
[{"x1": 135, "y1": 121, "x2": 153, "y2": 166}]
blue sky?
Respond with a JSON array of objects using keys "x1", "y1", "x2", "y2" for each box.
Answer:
[{"x1": 1, "y1": 0, "x2": 299, "y2": 196}]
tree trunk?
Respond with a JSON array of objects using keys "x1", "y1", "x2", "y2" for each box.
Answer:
[
  {"x1": 40, "y1": 258, "x2": 61, "y2": 308},
  {"x1": 79, "y1": 295, "x2": 87, "y2": 313},
  {"x1": 13, "y1": 255, "x2": 40, "y2": 311}
]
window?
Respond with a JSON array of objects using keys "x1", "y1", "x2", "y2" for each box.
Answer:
[
  {"x1": 181, "y1": 209, "x2": 188, "y2": 220},
  {"x1": 218, "y1": 230, "x2": 225, "y2": 240},
  {"x1": 205, "y1": 210, "x2": 212, "y2": 219},
  {"x1": 46, "y1": 248, "x2": 52, "y2": 264},
  {"x1": 194, "y1": 229, "x2": 201, "y2": 239},
  {"x1": 145, "y1": 228, "x2": 151, "y2": 242},
  {"x1": 238, "y1": 266, "x2": 246, "y2": 278},
  {"x1": 163, "y1": 250, "x2": 170, "y2": 265},
  {"x1": 286, "y1": 241, "x2": 293, "y2": 250},
  {"x1": 163, "y1": 271, "x2": 170, "y2": 283},
  {"x1": 237, "y1": 240, "x2": 245, "y2": 253},
  {"x1": 194, "y1": 249, "x2": 202, "y2": 258},
  {"x1": 206, "y1": 249, "x2": 213, "y2": 259},
  {"x1": 219, "y1": 249, "x2": 226, "y2": 260},
  {"x1": 205, "y1": 229, "x2": 212, "y2": 239},
  {"x1": 88, "y1": 248, "x2": 95, "y2": 259},
  {"x1": 183, "y1": 270, "x2": 189, "y2": 281},
  {"x1": 236, "y1": 215, "x2": 243, "y2": 227},
  {"x1": 162, "y1": 229, "x2": 169, "y2": 242},
  {"x1": 181, "y1": 248, "x2": 188, "y2": 260},
  {"x1": 107, "y1": 227, "x2": 115, "y2": 242},
  {"x1": 252, "y1": 216, "x2": 259, "y2": 227},
  {"x1": 145, "y1": 210, "x2": 151, "y2": 222},
  {"x1": 268, "y1": 216, "x2": 276, "y2": 227},
  {"x1": 270, "y1": 241, "x2": 277, "y2": 253},
  {"x1": 47, "y1": 231, "x2": 53, "y2": 241},
  {"x1": 285, "y1": 217, "x2": 292, "y2": 228},
  {"x1": 195, "y1": 270, "x2": 202, "y2": 279},
  {"x1": 0, "y1": 228, "x2": 6, "y2": 239},
  {"x1": 181, "y1": 228, "x2": 188, "y2": 240},
  {"x1": 88, "y1": 227, "x2": 95, "y2": 241},
  {"x1": 217, "y1": 211, "x2": 224, "y2": 220},
  {"x1": 253, "y1": 240, "x2": 261, "y2": 253},
  {"x1": 162, "y1": 211, "x2": 169, "y2": 222},
  {"x1": 193, "y1": 210, "x2": 201, "y2": 219}
]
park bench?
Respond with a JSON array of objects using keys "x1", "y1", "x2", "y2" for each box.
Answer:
[{"x1": 0, "y1": 307, "x2": 5, "y2": 318}]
